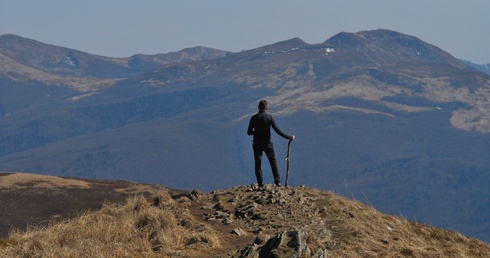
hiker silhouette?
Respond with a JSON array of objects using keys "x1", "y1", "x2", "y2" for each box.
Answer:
[{"x1": 247, "y1": 100, "x2": 295, "y2": 187}]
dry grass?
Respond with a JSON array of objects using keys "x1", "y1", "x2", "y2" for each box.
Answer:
[
  {"x1": 314, "y1": 190, "x2": 490, "y2": 258},
  {"x1": 0, "y1": 172, "x2": 90, "y2": 189},
  {"x1": 1, "y1": 185, "x2": 490, "y2": 257},
  {"x1": 0, "y1": 191, "x2": 221, "y2": 258}
]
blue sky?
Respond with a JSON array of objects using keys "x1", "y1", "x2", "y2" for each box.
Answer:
[{"x1": 1, "y1": 1, "x2": 489, "y2": 63}]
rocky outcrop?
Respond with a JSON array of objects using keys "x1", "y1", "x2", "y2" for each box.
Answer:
[
  {"x1": 183, "y1": 184, "x2": 490, "y2": 257},
  {"x1": 233, "y1": 229, "x2": 328, "y2": 258},
  {"x1": 189, "y1": 184, "x2": 334, "y2": 257}
]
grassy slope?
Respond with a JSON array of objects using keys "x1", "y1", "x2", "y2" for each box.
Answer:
[{"x1": 1, "y1": 183, "x2": 489, "y2": 257}]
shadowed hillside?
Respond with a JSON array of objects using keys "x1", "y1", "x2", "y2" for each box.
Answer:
[
  {"x1": 0, "y1": 172, "x2": 175, "y2": 239},
  {"x1": 1, "y1": 175, "x2": 489, "y2": 257}
]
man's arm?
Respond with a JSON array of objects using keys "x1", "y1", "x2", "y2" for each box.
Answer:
[
  {"x1": 247, "y1": 117, "x2": 255, "y2": 135},
  {"x1": 270, "y1": 116, "x2": 291, "y2": 140}
]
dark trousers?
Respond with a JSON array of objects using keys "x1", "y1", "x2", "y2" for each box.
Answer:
[{"x1": 253, "y1": 140, "x2": 281, "y2": 185}]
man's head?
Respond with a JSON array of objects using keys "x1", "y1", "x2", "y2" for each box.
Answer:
[{"x1": 258, "y1": 100, "x2": 268, "y2": 111}]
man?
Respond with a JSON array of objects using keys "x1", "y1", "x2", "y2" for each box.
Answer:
[{"x1": 247, "y1": 100, "x2": 295, "y2": 187}]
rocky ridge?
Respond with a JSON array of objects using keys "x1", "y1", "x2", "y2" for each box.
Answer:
[
  {"x1": 1, "y1": 174, "x2": 489, "y2": 257},
  {"x1": 183, "y1": 185, "x2": 490, "y2": 257}
]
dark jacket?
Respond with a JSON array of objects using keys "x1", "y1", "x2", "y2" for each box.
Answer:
[{"x1": 247, "y1": 110, "x2": 290, "y2": 142}]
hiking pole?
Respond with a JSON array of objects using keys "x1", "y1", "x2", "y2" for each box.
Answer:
[{"x1": 285, "y1": 140, "x2": 292, "y2": 188}]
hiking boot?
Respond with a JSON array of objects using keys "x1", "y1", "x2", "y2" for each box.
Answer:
[
  {"x1": 253, "y1": 183, "x2": 264, "y2": 191},
  {"x1": 275, "y1": 182, "x2": 282, "y2": 187}
]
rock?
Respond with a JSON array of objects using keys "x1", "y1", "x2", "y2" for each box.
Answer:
[
  {"x1": 231, "y1": 229, "x2": 328, "y2": 258},
  {"x1": 189, "y1": 189, "x2": 202, "y2": 200},
  {"x1": 201, "y1": 203, "x2": 215, "y2": 210},
  {"x1": 231, "y1": 227, "x2": 248, "y2": 236},
  {"x1": 237, "y1": 243, "x2": 259, "y2": 257}
]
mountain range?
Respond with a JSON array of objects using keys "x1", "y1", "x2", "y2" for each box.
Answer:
[{"x1": 0, "y1": 29, "x2": 489, "y2": 243}]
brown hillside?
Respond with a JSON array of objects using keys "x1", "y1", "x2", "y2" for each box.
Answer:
[
  {"x1": 1, "y1": 182, "x2": 489, "y2": 257},
  {"x1": 0, "y1": 172, "x2": 175, "y2": 239}
]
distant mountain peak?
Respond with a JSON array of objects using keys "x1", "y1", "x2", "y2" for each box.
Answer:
[
  {"x1": 0, "y1": 34, "x2": 229, "y2": 80},
  {"x1": 0, "y1": 34, "x2": 38, "y2": 45},
  {"x1": 253, "y1": 37, "x2": 309, "y2": 53},
  {"x1": 324, "y1": 29, "x2": 465, "y2": 68}
]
